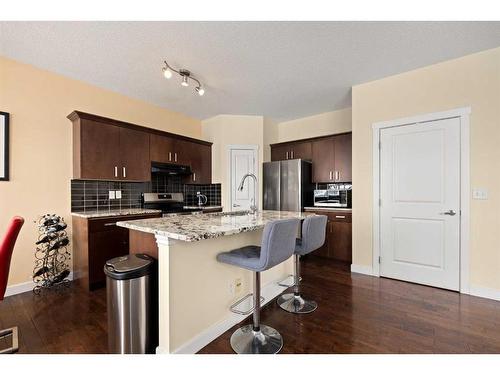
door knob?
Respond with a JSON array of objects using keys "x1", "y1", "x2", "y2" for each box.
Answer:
[{"x1": 441, "y1": 210, "x2": 456, "y2": 216}]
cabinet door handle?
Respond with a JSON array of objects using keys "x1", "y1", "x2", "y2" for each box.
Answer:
[
  {"x1": 114, "y1": 166, "x2": 118, "y2": 178},
  {"x1": 174, "y1": 153, "x2": 178, "y2": 162},
  {"x1": 122, "y1": 167, "x2": 126, "y2": 178},
  {"x1": 329, "y1": 171, "x2": 333, "y2": 180},
  {"x1": 335, "y1": 215, "x2": 346, "y2": 219},
  {"x1": 104, "y1": 222, "x2": 116, "y2": 227},
  {"x1": 169, "y1": 152, "x2": 172, "y2": 162},
  {"x1": 291, "y1": 150, "x2": 294, "y2": 159},
  {"x1": 286, "y1": 151, "x2": 289, "y2": 160},
  {"x1": 335, "y1": 171, "x2": 340, "y2": 180},
  {"x1": 193, "y1": 172, "x2": 196, "y2": 182}
]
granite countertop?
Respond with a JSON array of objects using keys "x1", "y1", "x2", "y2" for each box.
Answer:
[
  {"x1": 183, "y1": 205, "x2": 223, "y2": 210},
  {"x1": 117, "y1": 210, "x2": 314, "y2": 242},
  {"x1": 71, "y1": 208, "x2": 162, "y2": 219},
  {"x1": 304, "y1": 207, "x2": 352, "y2": 212}
]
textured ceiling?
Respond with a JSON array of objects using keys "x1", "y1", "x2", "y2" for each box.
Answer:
[{"x1": 1, "y1": 21, "x2": 499, "y2": 121}]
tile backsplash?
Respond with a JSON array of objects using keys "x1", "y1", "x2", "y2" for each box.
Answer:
[
  {"x1": 184, "y1": 184, "x2": 222, "y2": 206},
  {"x1": 71, "y1": 179, "x2": 221, "y2": 213}
]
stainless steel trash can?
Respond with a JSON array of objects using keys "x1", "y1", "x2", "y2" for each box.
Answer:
[{"x1": 104, "y1": 254, "x2": 157, "y2": 354}]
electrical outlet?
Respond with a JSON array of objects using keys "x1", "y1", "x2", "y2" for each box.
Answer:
[
  {"x1": 472, "y1": 188, "x2": 488, "y2": 200},
  {"x1": 115, "y1": 190, "x2": 122, "y2": 199},
  {"x1": 108, "y1": 190, "x2": 116, "y2": 200},
  {"x1": 229, "y1": 278, "x2": 243, "y2": 296}
]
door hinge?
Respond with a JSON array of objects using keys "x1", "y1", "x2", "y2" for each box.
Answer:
[{"x1": 378, "y1": 256, "x2": 381, "y2": 264}]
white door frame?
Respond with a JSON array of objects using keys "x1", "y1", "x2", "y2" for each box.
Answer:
[
  {"x1": 227, "y1": 144, "x2": 259, "y2": 211},
  {"x1": 372, "y1": 107, "x2": 471, "y2": 294}
]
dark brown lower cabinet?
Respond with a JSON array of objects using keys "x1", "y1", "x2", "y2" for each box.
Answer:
[
  {"x1": 304, "y1": 210, "x2": 352, "y2": 263},
  {"x1": 72, "y1": 213, "x2": 161, "y2": 291}
]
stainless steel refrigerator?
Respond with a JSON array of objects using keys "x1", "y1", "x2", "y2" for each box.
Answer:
[{"x1": 263, "y1": 159, "x2": 314, "y2": 211}]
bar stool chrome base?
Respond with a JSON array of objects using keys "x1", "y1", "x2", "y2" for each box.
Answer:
[
  {"x1": 230, "y1": 324, "x2": 283, "y2": 354},
  {"x1": 277, "y1": 293, "x2": 317, "y2": 314}
]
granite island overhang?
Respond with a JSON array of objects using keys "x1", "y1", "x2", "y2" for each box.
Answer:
[{"x1": 117, "y1": 210, "x2": 314, "y2": 353}]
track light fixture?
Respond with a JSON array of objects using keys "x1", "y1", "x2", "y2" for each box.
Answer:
[{"x1": 162, "y1": 61, "x2": 205, "y2": 96}]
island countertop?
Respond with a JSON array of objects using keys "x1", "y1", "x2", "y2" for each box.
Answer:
[{"x1": 117, "y1": 210, "x2": 313, "y2": 242}]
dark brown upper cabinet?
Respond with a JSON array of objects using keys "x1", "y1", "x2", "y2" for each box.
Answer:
[
  {"x1": 270, "y1": 140, "x2": 312, "y2": 161},
  {"x1": 73, "y1": 118, "x2": 121, "y2": 180},
  {"x1": 69, "y1": 111, "x2": 212, "y2": 183},
  {"x1": 150, "y1": 133, "x2": 175, "y2": 164},
  {"x1": 333, "y1": 133, "x2": 352, "y2": 183},
  {"x1": 312, "y1": 137, "x2": 335, "y2": 182},
  {"x1": 119, "y1": 127, "x2": 150, "y2": 181},
  {"x1": 70, "y1": 113, "x2": 150, "y2": 181},
  {"x1": 183, "y1": 142, "x2": 212, "y2": 184},
  {"x1": 311, "y1": 133, "x2": 352, "y2": 183}
]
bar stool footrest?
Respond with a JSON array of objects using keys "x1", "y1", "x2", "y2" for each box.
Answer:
[
  {"x1": 277, "y1": 274, "x2": 302, "y2": 287},
  {"x1": 230, "y1": 293, "x2": 265, "y2": 315}
]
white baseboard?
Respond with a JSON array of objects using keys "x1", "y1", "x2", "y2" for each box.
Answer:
[
  {"x1": 350, "y1": 264, "x2": 374, "y2": 276},
  {"x1": 4, "y1": 272, "x2": 74, "y2": 297},
  {"x1": 468, "y1": 285, "x2": 500, "y2": 302},
  {"x1": 170, "y1": 275, "x2": 291, "y2": 354}
]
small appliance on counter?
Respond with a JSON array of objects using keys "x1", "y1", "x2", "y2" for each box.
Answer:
[
  {"x1": 142, "y1": 192, "x2": 201, "y2": 216},
  {"x1": 313, "y1": 183, "x2": 352, "y2": 208}
]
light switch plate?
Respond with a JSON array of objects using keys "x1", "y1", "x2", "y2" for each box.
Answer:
[
  {"x1": 109, "y1": 190, "x2": 116, "y2": 200},
  {"x1": 472, "y1": 188, "x2": 488, "y2": 200},
  {"x1": 115, "y1": 190, "x2": 122, "y2": 199}
]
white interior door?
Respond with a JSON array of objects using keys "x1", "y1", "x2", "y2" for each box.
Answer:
[
  {"x1": 379, "y1": 117, "x2": 461, "y2": 291},
  {"x1": 230, "y1": 147, "x2": 257, "y2": 211}
]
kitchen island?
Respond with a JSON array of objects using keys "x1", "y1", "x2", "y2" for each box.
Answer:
[{"x1": 117, "y1": 210, "x2": 312, "y2": 354}]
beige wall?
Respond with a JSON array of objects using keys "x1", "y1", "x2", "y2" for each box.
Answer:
[
  {"x1": 352, "y1": 47, "x2": 500, "y2": 291},
  {"x1": 0, "y1": 57, "x2": 201, "y2": 287},
  {"x1": 263, "y1": 117, "x2": 279, "y2": 162},
  {"x1": 277, "y1": 107, "x2": 352, "y2": 142},
  {"x1": 202, "y1": 115, "x2": 264, "y2": 210}
]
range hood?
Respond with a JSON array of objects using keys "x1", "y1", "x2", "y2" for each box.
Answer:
[{"x1": 151, "y1": 162, "x2": 192, "y2": 176}]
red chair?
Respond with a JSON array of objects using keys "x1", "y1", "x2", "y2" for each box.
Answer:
[{"x1": 0, "y1": 216, "x2": 24, "y2": 354}]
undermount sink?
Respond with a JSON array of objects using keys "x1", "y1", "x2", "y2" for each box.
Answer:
[{"x1": 218, "y1": 211, "x2": 254, "y2": 217}]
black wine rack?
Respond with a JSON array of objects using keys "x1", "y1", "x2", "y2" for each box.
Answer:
[{"x1": 33, "y1": 214, "x2": 71, "y2": 294}]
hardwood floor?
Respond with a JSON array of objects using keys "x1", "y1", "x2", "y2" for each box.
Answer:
[
  {"x1": 0, "y1": 285, "x2": 108, "y2": 353},
  {"x1": 200, "y1": 257, "x2": 500, "y2": 354},
  {"x1": 1, "y1": 256, "x2": 499, "y2": 354}
]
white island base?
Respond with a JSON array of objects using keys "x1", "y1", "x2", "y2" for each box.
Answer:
[{"x1": 155, "y1": 229, "x2": 293, "y2": 354}]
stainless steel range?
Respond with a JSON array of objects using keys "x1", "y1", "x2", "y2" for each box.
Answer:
[{"x1": 142, "y1": 193, "x2": 201, "y2": 216}]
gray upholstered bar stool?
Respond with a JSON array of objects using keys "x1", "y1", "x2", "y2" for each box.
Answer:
[
  {"x1": 277, "y1": 215, "x2": 327, "y2": 314},
  {"x1": 216, "y1": 218, "x2": 300, "y2": 354}
]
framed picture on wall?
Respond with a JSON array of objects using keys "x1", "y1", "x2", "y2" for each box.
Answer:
[{"x1": 0, "y1": 112, "x2": 9, "y2": 181}]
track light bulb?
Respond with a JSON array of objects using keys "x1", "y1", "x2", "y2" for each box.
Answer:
[
  {"x1": 163, "y1": 67, "x2": 172, "y2": 79},
  {"x1": 196, "y1": 87, "x2": 205, "y2": 96},
  {"x1": 181, "y1": 76, "x2": 189, "y2": 87}
]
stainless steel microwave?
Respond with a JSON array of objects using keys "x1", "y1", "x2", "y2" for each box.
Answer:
[{"x1": 314, "y1": 184, "x2": 352, "y2": 208}]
